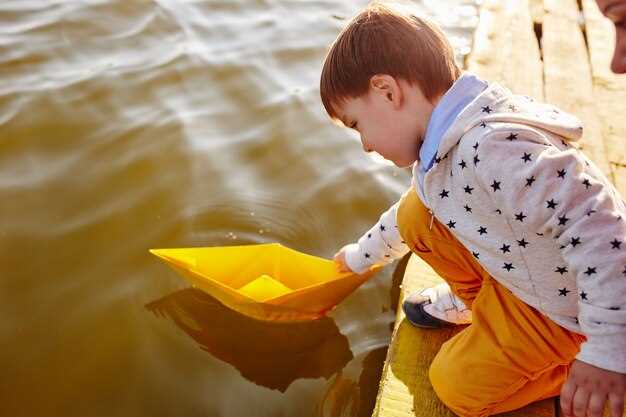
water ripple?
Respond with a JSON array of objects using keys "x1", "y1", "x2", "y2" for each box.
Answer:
[{"x1": 0, "y1": 1, "x2": 479, "y2": 415}]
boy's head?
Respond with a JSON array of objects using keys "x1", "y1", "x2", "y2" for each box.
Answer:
[{"x1": 320, "y1": 1, "x2": 461, "y2": 167}]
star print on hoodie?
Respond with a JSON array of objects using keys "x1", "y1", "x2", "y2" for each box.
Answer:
[{"x1": 343, "y1": 81, "x2": 626, "y2": 375}]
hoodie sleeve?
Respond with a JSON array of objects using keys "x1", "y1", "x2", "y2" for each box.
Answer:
[
  {"x1": 343, "y1": 200, "x2": 411, "y2": 274},
  {"x1": 471, "y1": 128, "x2": 626, "y2": 374}
]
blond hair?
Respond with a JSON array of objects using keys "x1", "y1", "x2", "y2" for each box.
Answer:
[{"x1": 320, "y1": 1, "x2": 461, "y2": 120}]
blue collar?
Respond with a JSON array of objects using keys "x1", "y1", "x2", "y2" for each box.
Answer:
[{"x1": 419, "y1": 72, "x2": 488, "y2": 171}]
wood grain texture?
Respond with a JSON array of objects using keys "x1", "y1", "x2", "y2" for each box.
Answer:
[
  {"x1": 542, "y1": 0, "x2": 612, "y2": 178},
  {"x1": 467, "y1": 0, "x2": 543, "y2": 100}
]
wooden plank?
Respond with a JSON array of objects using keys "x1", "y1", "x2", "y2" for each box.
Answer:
[
  {"x1": 372, "y1": 255, "x2": 467, "y2": 417},
  {"x1": 581, "y1": 0, "x2": 626, "y2": 166},
  {"x1": 529, "y1": 0, "x2": 545, "y2": 25},
  {"x1": 467, "y1": 0, "x2": 544, "y2": 100},
  {"x1": 542, "y1": 0, "x2": 612, "y2": 179},
  {"x1": 372, "y1": 255, "x2": 555, "y2": 417}
]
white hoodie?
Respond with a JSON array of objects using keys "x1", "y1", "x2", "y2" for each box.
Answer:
[{"x1": 345, "y1": 82, "x2": 626, "y2": 374}]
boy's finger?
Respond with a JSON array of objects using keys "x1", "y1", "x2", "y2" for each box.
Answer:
[
  {"x1": 333, "y1": 258, "x2": 349, "y2": 272},
  {"x1": 586, "y1": 392, "x2": 607, "y2": 417},
  {"x1": 560, "y1": 381, "x2": 576, "y2": 417},
  {"x1": 609, "y1": 392, "x2": 625, "y2": 417},
  {"x1": 571, "y1": 387, "x2": 591, "y2": 417}
]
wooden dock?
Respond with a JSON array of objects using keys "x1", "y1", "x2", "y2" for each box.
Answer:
[{"x1": 372, "y1": 0, "x2": 626, "y2": 416}]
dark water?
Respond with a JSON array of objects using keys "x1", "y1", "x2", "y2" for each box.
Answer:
[{"x1": 0, "y1": 1, "x2": 477, "y2": 415}]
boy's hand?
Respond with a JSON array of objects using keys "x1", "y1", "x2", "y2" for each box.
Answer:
[
  {"x1": 333, "y1": 244, "x2": 354, "y2": 273},
  {"x1": 560, "y1": 359, "x2": 626, "y2": 417}
]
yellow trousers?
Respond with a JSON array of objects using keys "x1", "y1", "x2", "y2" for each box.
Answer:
[{"x1": 397, "y1": 187, "x2": 587, "y2": 417}]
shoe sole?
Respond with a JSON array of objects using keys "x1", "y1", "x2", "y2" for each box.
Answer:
[{"x1": 402, "y1": 300, "x2": 456, "y2": 329}]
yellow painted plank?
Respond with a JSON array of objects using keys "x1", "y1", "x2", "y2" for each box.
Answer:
[
  {"x1": 467, "y1": 0, "x2": 544, "y2": 100},
  {"x1": 582, "y1": 0, "x2": 626, "y2": 166},
  {"x1": 542, "y1": 0, "x2": 612, "y2": 179}
]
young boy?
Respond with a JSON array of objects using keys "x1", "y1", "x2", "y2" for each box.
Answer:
[{"x1": 321, "y1": 3, "x2": 626, "y2": 417}]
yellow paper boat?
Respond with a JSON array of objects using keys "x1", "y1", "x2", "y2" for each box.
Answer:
[{"x1": 149, "y1": 243, "x2": 381, "y2": 322}]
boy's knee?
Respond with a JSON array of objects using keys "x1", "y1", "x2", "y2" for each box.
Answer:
[
  {"x1": 429, "y1": 351, "x2": 479, "y2": 417},
  {"x1": 428, "y1": 352, "x2": 453, "y2": 403}
]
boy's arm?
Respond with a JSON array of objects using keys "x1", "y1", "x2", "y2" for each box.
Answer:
[
  {"x1": 472, "y1": 128, "x2": 626, "y2": 374},
  {"x1": 343, "y1": 199, "x2": 411, "y2": 274}
]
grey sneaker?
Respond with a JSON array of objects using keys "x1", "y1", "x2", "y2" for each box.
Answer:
[{"x1": 402, "y1": 282, "x2": 472, "y2": 329}]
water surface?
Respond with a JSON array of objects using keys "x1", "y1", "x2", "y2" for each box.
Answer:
[{"x1": 0, "y1": 1, "x2": 478, "y2": 415}]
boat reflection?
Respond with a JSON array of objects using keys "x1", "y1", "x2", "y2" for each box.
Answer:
[{"x1": 146, "y1": 287, "x2": 353, "y2": 392}]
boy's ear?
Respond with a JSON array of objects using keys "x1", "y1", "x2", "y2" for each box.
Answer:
[{"x1": 369, "y1": 74, "x2": 402, "y2": 107}]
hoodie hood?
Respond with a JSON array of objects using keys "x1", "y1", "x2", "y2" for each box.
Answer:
[{"x1": 436, "y1": 82, "x2": 584, "y2": 160}]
